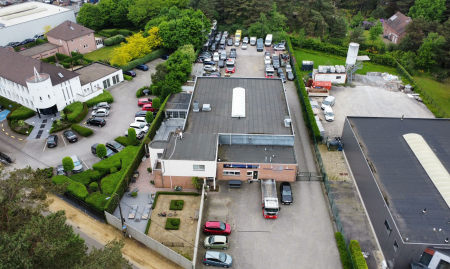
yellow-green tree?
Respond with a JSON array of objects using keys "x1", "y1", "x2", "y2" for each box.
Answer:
[{"x1": 42, "y1": 25, "x2": 53, "y2": 38}]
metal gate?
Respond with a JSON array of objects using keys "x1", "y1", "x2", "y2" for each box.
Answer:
[{"x1": 296, "y1": 172, "x2": 323, "y2": 181}]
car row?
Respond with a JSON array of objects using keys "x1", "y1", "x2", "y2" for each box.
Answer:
[{"x1": 203, "y1": 221, "x2": 233, "y2": 267}]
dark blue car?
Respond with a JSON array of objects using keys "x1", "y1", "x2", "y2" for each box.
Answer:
[
  {"x1": 123, "y1": 70, "x2": 136, "y2": 77},
  {"x1": 21, "y1": 39, "x2": 35, "y2": 45},
  {"x1": 136, "y1": 64, "x2": 149, "y2": 71}
]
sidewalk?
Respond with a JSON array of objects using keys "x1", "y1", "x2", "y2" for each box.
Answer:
[{"x1": 48, "y1": 194, "x2": 181, "y2": 269}]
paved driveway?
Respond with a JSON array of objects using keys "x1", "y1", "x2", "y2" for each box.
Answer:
[{"x1": 197, "y1": 180, "x2": 342, "y2": 269}]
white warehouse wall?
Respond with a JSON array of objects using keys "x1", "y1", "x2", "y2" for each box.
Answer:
[
  {"x1": 162, "y1": 160, "x2": 217, "y2": 178},
  {"x1": 314, "y1": 73, "x2": 347, "y2": 84}
]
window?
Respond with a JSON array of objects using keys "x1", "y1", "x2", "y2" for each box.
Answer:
[
  {"x1": 393, "y1": 240, "x2": 398, "y2": 252},
  {"x1": 384, "y1": 220, "x2": 392, "y2": 235},
  {"x1": 437, "y1": 260, "x2": 450, "y2": 269},
  {"x1": 179, "y1": 111, "x2": 187, "y2": 118},
  {"x1": 30, "y1": 101, "x2": 33, "y2": 107},
  {"x1": 112, "y1": 76, "x2": 116, "y2": 84},
  {"x1": 247, "y1": 171, "x2": 253, "y2": 177},
  {"x1": 223, "y1": 164, "x2": 260, "y2": 169},
  {"x1": 103, "y1": 80, "x2": 107, "y2": 89},
  {"x1": 89, "y1": 34, "x2": 91, "y2": 37},
  {"x1": 157, "y1": 153, "x2": 162, "y2": 159},
  {"x1": 115, "y1": 74, "x2": 119, "y2": 82},
  {"x1": 223, "y1": 170, "x2": 240, "y2": 176},
  {"x1": 193, "y1": 165, "x2": 205, "y2": 171},
  {"x1": 336, "y1": 76, "x2": 341, "y2": 79}
]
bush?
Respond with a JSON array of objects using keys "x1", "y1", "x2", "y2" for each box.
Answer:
[
  {"x1": 110, "y1": 167, "x2": 117, "y2": 174},
  {"x1": 104, "y1": 35, "x2": 125, "y2": 46},
  {"x1": 70, "y1": 169, "x2": 92, "y2": 185},
  {"x1": 98, "y1": 29, "x2": 133, "y2": 38},
  {"x1": 335, "y1": 232, "x2": 352, "y2": 269},
  {"x1": 86, "y1": 90, "x2": 114, "y2": 108},
  {"x1": 90, "y1": 170, "x2": 101, "y2": 181},
  {"x1": 89, "y1": 182, "x2": 98, "y2": 192},
  {"x1": 62, "y1": 157, "x2": 74, "y2": 173},
  {"x1": 71, "y1": 124, "x2": 93, "y2": 137},
  {"x1": 350, "y1": 240, "x2": 368, "y2": 269},
  {"x1": 43, "y1": 55, "x2": 56, "y2": 63},
  {"x1": 114, "y1": 136, "x2": 141, "y2": 146},
  {"x1": 145, "y1": 219, "x2": 152, "y2": 234},
  {"x1": 170, "y1": 200, "x2": 184, "y2": 210},
  {"x1": 131, "y1": 191, "x2": 138, "y2": 197},
  {"x1": 56, "y1": 53, "x2": 70, "y2": 61},
  {"x1": 136, "y1": 86, "x2": 149, "y2": 98},
  {"x1": 120, "y1": 49, "x2": 167, "y2": 72},
  {"x1": 85, "y1": 191, "x2": 109, "y2": 212},
  {"x1": 62, "y1": 62, "x2": 71, "y2": 69},
  {"x1": 36, "y1": 39, "x2": 47, "y2": 45},
  {"x1": 74, "y1": 103, "x2": 88, "y2": 123},
  {"x1": 51, "y1": 175, "x2": 89, "y2": 201},
  {"x1": 123, "y1": 75, "x2": 132, "y2": 81},
  {"x1": 117, "y1": 29, "x2": 133, "y2": 36},
  {"x1": 50, "y1": 120, "x2": 72, "y2": 133},
  {"x1": 9, "y1": 106, "x2": 35, "y2": 121},
  {"x1": 165, "y1": 218, "x2": 180, "y2": 230},
  {"x1": 127, "y1": 128, "x2": 136, "y2": 140},
  {"x1": 152, "y1": 98, "x2": 160, "y2": 109},
  {"x1": 145, "y1": 95, "x2": 170, "y2": 141},
  {"x1": 64, "y1": 102, "x2": 84, "y2": 122},
  {"x1": 0, "y1": 96, "x2": 20, "y2": 110},
  {"x1": 152, "y1": 192, "x2": 199, "y2": 209},
  {"x1": 97, "y1": 144, "x2": 107, "y2": 158}
]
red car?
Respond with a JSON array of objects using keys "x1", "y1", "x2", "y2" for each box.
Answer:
[
  {"x1": 203, "y1": 221, "x2": 231, "y2": 235},
  {"x1": 142, "y1": 104, "x2": 157, "y2": 111},
  {"x1": 138, "y1": 98, "x2": 152, "y2": 107}
]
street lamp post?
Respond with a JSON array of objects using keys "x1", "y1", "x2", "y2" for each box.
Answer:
[{"x1": 106, "y1": 194, "x2": 126, "y2": 237}]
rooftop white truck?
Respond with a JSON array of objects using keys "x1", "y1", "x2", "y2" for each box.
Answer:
[
  {"x1": 265, "y1": 34, "x2": 273, "y2": 47},
  {"x1": 261, "y1": 179, "x2": 280, "y2": 219}
]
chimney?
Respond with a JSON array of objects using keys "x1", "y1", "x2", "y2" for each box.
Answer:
[{"x1": 193, "y1": 100, "x2": 200, "y2": 112}]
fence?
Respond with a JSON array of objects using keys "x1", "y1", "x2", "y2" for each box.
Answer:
[
  {"x1": 296, "y1": 172, "x2": 323, "y2": 181},
  {"x1": 287, "y1": 37, "x2": 356, "y2": 269},
  {"x1": 105, "y1": 212, "x2": 193, "y2": 269},
  {"x1": 415, "y1": 85, "x2": 449, "y2": 118},
  {"x1": 192, "y1": 181, "x2": 206, "y2": 267},
  {"x1": 64, "y1": 192, "x2": 106, "y2": 221}
]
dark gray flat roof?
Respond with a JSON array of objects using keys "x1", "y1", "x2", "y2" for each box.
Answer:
[
  {"x1": 348, "y1": 117, "x2": 450, "y2": 244},
  {"x1": 75, "y1": 62, "x2": 120, "y2": 85},
  {"x1": 165, "y1": 93, "x2": 192, "y2": 110},
  {"x1": 186, "y1": 77, "x2": 291, "y2": 135},
  {"x1": 160, "y1": 133, "x2": 217, "y2": 161},
  {"x1": 218, "y1": 145, "x2": 296, "y2": 164}
]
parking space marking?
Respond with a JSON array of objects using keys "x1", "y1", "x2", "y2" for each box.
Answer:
[
  {"x1": 43, "y1": 142, "x2": 47, "y2": 151},
  {"x1": 84, "y1": 125, "x2": 99, "y2": 131},
  {"x1": 61, "y1": 135, "x2": 67, "y2": 146},
  {"x1": 81, "y1": 159, "x2": 89, "y2": 170},
  {"x1": 10, "y1": 136, "x2": 14, "y2": 138}
]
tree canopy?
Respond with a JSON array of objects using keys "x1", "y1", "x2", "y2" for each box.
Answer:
[{"x1": 409, "y1": 0, "x2": 447, "y2": 22}]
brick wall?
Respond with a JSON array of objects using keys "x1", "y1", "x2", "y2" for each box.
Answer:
[
  {"x1": 153, "y1": 170, "x2": 196, "y2": 189},
  {"x1": 216, "y1": 162, "x2": 297, "y2": 182}
]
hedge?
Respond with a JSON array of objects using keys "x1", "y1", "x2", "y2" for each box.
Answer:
[
  {"x1": 120, "y1": 48, "x2": 167, "y2": 72},
  {"x1": 85, "y1": 191, "x2": 109, "y2": 212},
  {"x1": 86, "y1": 90, "x2": 114, "y2": 108},
  {"x1": 152, "y1": 192, "x2": 199, "y2": 209},
  {"x1": 0, "y1": 96, "x2": 20, "y2": 110},
  {"x1": 64, "y1": 102, "x2": 84, "y2": 122},
  {"x1": 71, "y1": 124, "x2": 93, "y2": 137},
  {"x1": 70, "y1": 169, "x2": 92, "y2": 185},
  {"x1": 50, "y1": 120, "x2": 72, "y2": 133},
  {"x1": 123, "y1": 75, "x2": 132, "y2": 81},
  {"x1": 170, "y1": 200, "x2": 184, "y2": 210},
  {"x1": 136, "y1": 86, "x2": 149, "y2": 98},
  {"x1": 98, "y1": 29, "x2": 133, "y2": 38},
  {"x1": 56, "y1": 53, "x2": 70, "y2": 61},
  {"x1": 145, "y1": 94, "x2": 170, "y2": 141},
  {"x1": 89, "y1": 182, "x2": 98, "y2": 191},
  {"x1": 44, "y1": 55, "x2": 56, "y2": 63},
  {"x1": 165, "y1": 218, "x2": 181, "y2": 230},
  {"x1": 335, "y1": 232, "x2": 352, "y2": 269},
  {"x1": 9, "y1": 106, "x2": 35, "y2": 120},
  {"x1": 104, "y1": 35, "x2": 125, "y2": 46},
  {"x1": 62, "y1": 62, "x2": 71, "y2": 69},
  {"x1": 51, "y1": 175, "x2": 89, "y2": 201},
  {"x1": 74, "y1": 103, "x2": 88, "y2": 123},
  {"x1": 114, "y1": 136, "x2": 141, "y2": 146},
  {"x1": 145, "y1": 219, "x2": 152, "y2": 234},
  {"x1": 349, "y1": 240, "x2": 368, "y2": 269}
]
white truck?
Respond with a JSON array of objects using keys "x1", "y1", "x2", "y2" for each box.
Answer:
[
  {"x1": 265, "y1": 34, "x2": 273, "y2": 47},
  {"x1": 261, "y1": 179, "x2": 280, "y2": 219}
]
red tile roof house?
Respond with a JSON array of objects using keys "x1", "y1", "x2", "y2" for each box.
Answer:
[
  {"x1": 383, "y1": 12, "x2": 412, "y2": 44},
  {"x1": 46, "y1": 20, "x2": 103, "y2": 56}
]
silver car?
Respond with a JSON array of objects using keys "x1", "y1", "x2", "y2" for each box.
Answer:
[
  {"x1": 70, "y1": 155, "x2": 84, "y2": 174},
  {"x1": 204, "y1": 235, "x2": 229, "y2": 249},
  {"x1": 203, "y1": 251, "x2": 233, "y2": 267},
  {"x1": 91, "y1": 108, "x2": 109, "y2": 117},
  {"x1": 241, "y1": 43, "x2": 248, "y2": 50}
]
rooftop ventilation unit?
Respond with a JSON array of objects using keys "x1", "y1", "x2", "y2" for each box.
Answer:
[
  {"x1": 202, "y1": 104, "x2": 211, "y2": 112},
  {"x1": 284, "y1": 117, "x2": 291, "y2": 127},
  {"x1": 58, "y1": 73, "x2": 64, "y2": 78},
  {"x1": 70, "y1": 26, "x2": 74, "y2": 31},
  {"x1": 193, "y1": 100, "x2": 200, "y2": 112},
  {"x1": 231, "y1": 87, "x2": 246, "y2": 118}
]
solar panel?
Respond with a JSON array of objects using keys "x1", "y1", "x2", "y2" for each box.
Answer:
[{"x1": 390, "y1": 15, "x2": 397, "y2": 21}]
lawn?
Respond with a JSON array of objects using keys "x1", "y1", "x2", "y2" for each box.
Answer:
[
  {"x1": 294, "y1": 49, "x2": 398, "y2": 76},
  {"x1": 84, "y1": 44, "x2": 120, "y2": 61},
  {"x1": 414, "y1": 76, "x2": 450, "y2": 117}
]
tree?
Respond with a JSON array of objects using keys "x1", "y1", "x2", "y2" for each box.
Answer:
[
  {"x1": 409, "y1": 0, "x2": 446, "y2": 22},
  {"x1": 75, "y1": 239, "x2": 131, "y2": 269},
  {"x1": 416, "y1": 33, "x2": 446, "y2": 68},
  {"x1": 399, "y1": 17, "x2": 439, "y2": 52},
  {"x1": 369, "y1": 22, "x2": 383, "y2": 43},
  {"x1": 127, "y1": 128, "x2": 136, "y2": 141},
  {"x1": 42, "y1": 25, "x2": 53, "y2": 38},
  {"x1": 152, "y1": 98, "x2": 161, "y2": 109},
  {"x1": 349, "y1": 27, "x2": 366, "y2": 43},
  {"x1": 127, "y1": 0, "x2": 189, "y2": 27},
  {"x1": 76, "y1": 4, "x2": 106, "y2": 30},
  {"x1": 329, "y1": 16, "x2": 348, "y2": 39},
  {"x1": 145, "y1": 111, "x2": 154, "y2": 124},
  {"x1": 62, "y1": 157, "x2": 74, "y2": 175},
  {"x1": 96, "y1": 144, "x2": 107, "y2": 159},
  {"x1": 350, "y1": 11, "x2": 364, "y2": 28},
  {"x1": 109, "y1": 0, "x2": 133, "y2": 28},
  {"x1": 371, "y1": 5, "x2": 386, "y2": 19}
]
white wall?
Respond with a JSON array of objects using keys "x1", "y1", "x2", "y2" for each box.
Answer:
[
  {"x1": 149, "y1": 148, "x2": 164, "y2": 170},
  {"x1": 0, "y1": 76, "x2": 35, "y2": 110},
  {"x1": 162, "y1": 159, "x2": 216, "y2": 178},
  {"x1": 314, "y1": 73, "x2": 347, "y2": 84},
  {"x1": 0, "y1": 11, "x2": 76, "y2": 47},
  {"x1": 429, "y1": 251, "x2": 450, "y2": 269}
]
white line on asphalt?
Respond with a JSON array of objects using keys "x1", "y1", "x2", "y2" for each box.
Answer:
[
  {"x1": 61, "y1": 135, "x2": 67, "y2": 146},
  {"x1": 81, "y1": 159, "x2": 89, "y2": 170},
  {"x1": 43, "y1": 142, "x2": 47, "y2": 151},
  {"x1": 84, "y1": 126, "x2": 98, "y2": 131}
]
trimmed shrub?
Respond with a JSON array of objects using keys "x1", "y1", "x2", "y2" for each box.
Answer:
[
  {"x1": 145, "y1": 219, "x2": 152, "y2": 234},
  {"x1": 9, "y1": 106, "x2": 35, "y2": 121},
  {"x1": 56, "y1": 53, "x2": 70, "y2": 61},
  {"x1": 114, "y1": 136, "x2": 141, "y2": 146},
  {"x1": 89, "y1": 182, "x2": 99, "y2": 192},
  {"x1": 0, "y1": 96, "x2": 20, "y2": 110},
  {"x1": 40, "y1": 58, "x2": 49, "y2": 63},
  {"x1": 110, "y1": 167, "x2": 117, "y2": 174},
  {"x1": 136, "y1": 86, "x2": 149, "y2": 98},
  {"x1": 90, "y1": 170, "x2": 101, "y2": 181},
  {"x1": 97, "y1": 144, "x2": 107, "y2": 158},
  {"x1": 165, "y1": 218, "x2": 180, "y2": 230},
  {"x1": 64, "y1": 102, "x2": 84, "y2": 122},
  {"x1": 152, "y1": 192, "x2": 199, "y2": 209},
  {"x1": 44, "y1": 55, "x2": 56, "y2": 63},
  {"x1": 71, "y1": 124, "x2": 93, "y2": 137},
  {"x1": 170, "y1": 200, "x2": 184, "y2": 210},
  {"x1": 104, "y1": 35, "x2": 125, "y2": 46},
  {"x1": 51, "y1": 175, "x2": 89, "y2": 201},
  {"x1": 120, "y1": 48, "x2": 167, "y2": 72},
  {"x1": 97, "y1": 29, "x2": 132, "y2": 38},
  {"x1": 62, "y1": 62, "x2": 71, "y2": 69},
  {"x1": 350, "y1": 240, "x2": 368, "y2": 269},
  {"x1": 335, "y1": 232, "x2": 352, "y2": 269},
  {"x1": 70, "y1": 169, "x2": 92, "y2": 185},
  {"x1": 123, "y1": 75, "x2": 132, "y2": 81},
  {"x1": 117, "y1": 29, "x2": 133, "y2": 36},
  {"x1": 62, "y1": 157, "x2": 74, "y2": 173},
  {"x1": 73, "y1": 103, "x2": 88, "y2": 123},
  {"x1": 36, "y1": 39, "x2": 47, "y2": 45},
  {"x1": 127, "y1": 128, "x2": 136, "y2": 141},
  {"x1": 152, "y1": 98, "x2": 160, "y2": 109},
  {"x1": 86, "y1": 90, "x2": 114, "y2": 108},
  {"x1": 101, "y1": 172, "x2": 123, "y2": 196},
  {"x1": 85, "y1": 191, "x2": 109, "y2": 212},
  {"x1": 145, "y1": 94, "x2": 170, "y2": 141}
]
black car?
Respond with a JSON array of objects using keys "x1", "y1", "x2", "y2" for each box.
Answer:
[
  {"x1": 227, "y1": 38, "x2": 233, "y2": 46},
  {"x1": 287, "y1": 71, "x2": 294, "y2": 81},
  {"x1": 106, "y1": 141, "x2": 124, "y2": 153},
  {"x1": 135, "y1": 111, "x2": 157, "y2": 118},
  {"x1": 230, "y1": 48, "x2": 236, "y2": 58},
  {"x1": 123, "y1": 70, "x2": 136, "y2": 77},
  {"x1": 47, "y1": 135, "x2": 58, "y2": 148},
  {"x1": 86, "y1": 117, "x2": 106, "y2": 127},
  {"x1": 218, "y1": 59, "x2": 225, "y2": 68},
  {"x1": 91, "y1": 143, "x2": 115, "y2": 158},
  {"x1": 280, "y1": 182, "x2": 293, "y2": 204},
  {"x1": 56, "y1": 165, "x2": 66, "y2": 176},
  {"x1": 277, "y1": 67, "x2": 283, "y2": 76},
  {"x1": 6, "y1": 42, "x2": 21, "y2": 47},
  {"x1": 63, "y1": 130, "x2": 78, "y2": 143},
  {"x1": 161, "y1": 54, "x2": 170, "y2": 60},
  {"x1": 136, "y1": 64, "x2": 149, "y2": 71},
  {"x1": 21, "y1": 39, "x2": 34, "y2": 45}
]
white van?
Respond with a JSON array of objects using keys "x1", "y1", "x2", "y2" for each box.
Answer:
[
  {"x1": 321, "y1": 96, "x2": 335, "y2": 109},
  {"x1": 265, "y1": 34, "x2": 273, "y2": 47},
  {"x1": 324, "y1": 106, "x2": 335, "y2": 122}
]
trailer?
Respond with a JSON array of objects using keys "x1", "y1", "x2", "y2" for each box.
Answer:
[{"x1": 261, "y1": 179, "x2": 280, "y2": 219}]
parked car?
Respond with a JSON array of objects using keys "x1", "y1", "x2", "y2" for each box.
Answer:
[
  {"x1": 56, "y1": 165, "x2": 66, "y2": 176},
  {"x1": 250, "y1": 36, "x2": 257, "y2": 45},
  {"x1": 280, "y1": 182, "x2": 293, "y2": 204},
  {"x1": 47, "y1": 135, "x2": 58, "y2": 148},
  {"x1": 93, "y1": 102, "x2": 110, "y2": 110},
  {"x1": 21, "y1": 38, "x2": 34, "y2": 45},
  {"x1": 203, "y1": 221, "x2": 231, "y2": 235},
  {"x1": 229, "y1": 48, "x2": 236, "y2": 58},
  {"x1": 209, "y1": 72, "x2": 221, "y2": 77},
  {"x1": 242, "y1": 37, "x2": 249, "y2": 44},
  {"x1": 125, "y1": 124, "x2": 147, "y2": 137},
  {"x1": 204, "y1": 235, "x2": 229, "y2": 250},
  {"x1": 91, "y1": 108, "x2": 109, "y2": 117},
  {"x1": 204, "y1": 65, "x2": 217, "y2": 72},
  {"x1": 203, "y1": 251, "x2": 233, "y2": 268},
  {"x1": 234, "y1": 40, "x2": 240, "y2": 47},
  {"x1": 213, "y1": 52, "x2": 220, "y2": 62},
  {"x1": 223, "y1": 31, "x2": 228, "y2": 38},
  {"x1": 219, "y1": 50, "x2": 227, "y2": 60},
  {"x1": 138, "y1": 98, "x2": 152, "y2": 107},
  {"x1": 86, "y1": 117, "x2": 106, "y2": 127},
  {"x1": 225, "y1": 59, "x2": 235, "y2": 73},
  {"x1": 142, "y1": 104, "x2": 157, "y2": 111},
  {"x1": 272, "y1": 54, "x2": 280, "y2": 69},
  {"x1": 106, "y1": 141, "x2": 124, "y2": 153},
  {"x1": 277, "y1": 67, "x2": 284, "y2": 75},
  {"x1": 241, "y1": 43, "x2": 248, "y2": 50},
  {"x1": 324, "y1": 106, "x2": 335, "y2": 121},
  {"x1": 321, "y1": 96, "x2": 336, "y2": 109},
  {"x1": 91, "y1": 143, "x2": 115, "y2": 158},
  {"x1": 63, "y1": 130, "x2": 78, "y2": 143},
  {"x1": 219, "y1": 43, "x2": 226, "y2": 50},
  {"x1": 70, "y1": 155, "x2": 84, "y2": 174},
  {"x1": 135, "y1": 116, "x2": 150, "y2": 126},
  {"x1": 227, "y1": 38, "x2": 233, "y2": 46},
  {"x1": 6, "y1": 42, "x2": 20, "y2": 47},
  {"x1": 123, "y1": 70, "x2": 136, "y2": 77},
  {"x1": 130, "y1": 122, "x2": 149, "y2": 133},
  {"x1": 136, "y1": 64, "x2": 149, "y2": 71},
  {"x1": 218, "y1": 59, "x2": 225, "y2": 68},
  {"x1": 135, "y1": 111, "x2": 157, "y2": 118},
  {"x1": 264, "y1": 55, "x2": 271, "y2": 65},
  {"x1": 210, "y1": 42, "x2": 217, "y2": 51},
  {"x1": 33, "y1": 34, "x2": 45, "y2": 41},
  {"x1": 273, "y1": 43, "x2": 286, "y2": 51},
  {"x1": 197, "y1": 54, "x2": 212, "y2": 63},
  {"x1": 287, "y1": 71, "x2": 294, "y2": 81},
  {"x1": 279, "y1": 71, "x2": 286, "y2": 83},
  {"x1": 161, "y1": 54, "x2": 170, "y2": 60},
  {"x1": 219, "y1": 37, "x2": 226, "y2": 45},
  {"x1": 264, "y1": 51, "x2": 271, "y2": 57}
]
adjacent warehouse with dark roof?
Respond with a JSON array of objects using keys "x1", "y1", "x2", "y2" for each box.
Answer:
[{"x1": 341, "y1": 117, "x2": 450, "y2": 269}]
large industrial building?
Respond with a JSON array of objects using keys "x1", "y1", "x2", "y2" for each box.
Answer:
[
  {"x1": 0, "y1": 47, "x2": 123, "y2": 115},
  {"x1": 342, "y1": 117, "x2": 450, "y2": 269},
  {"x1": 0, "y1": 2, "x2": 76, "y2": 47},
  {"x1": 149, "y1": 77, "x2": 297, "y2": 189}
]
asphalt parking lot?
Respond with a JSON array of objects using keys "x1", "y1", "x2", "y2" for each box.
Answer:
[
  {"x1": 16, "y1": 58, "x2": 166, "y2": 170},
  {"x1": 312, "y1": 85, "x2": 435, "y2": 138},
  {"x1": 196, "y1": 180, "x2": 341, "y2": 268}
]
